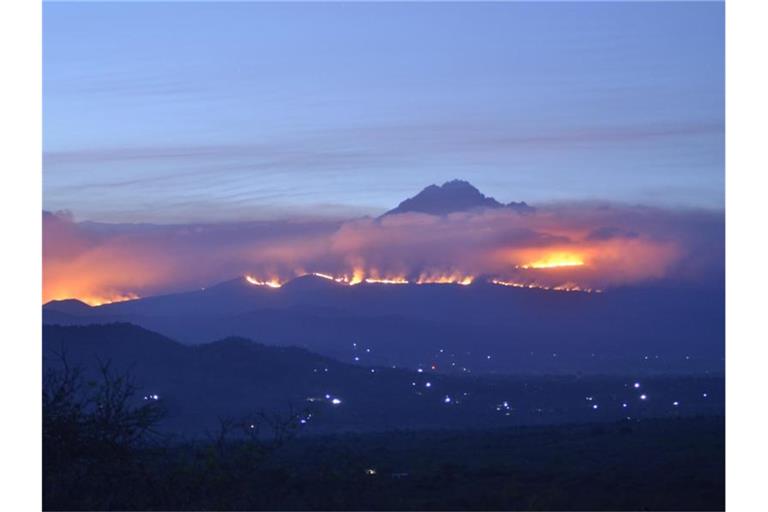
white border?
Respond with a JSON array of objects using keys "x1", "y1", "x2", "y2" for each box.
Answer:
[
  {"x1": 0, "y1": 0, "x2": 42, "y2": 510},
  {"x1": 726, "y1": 0, "x2": 768, "y2": 511},
  {"x1": 4, "y1": 0, "x2": 767, "y2": 509}
]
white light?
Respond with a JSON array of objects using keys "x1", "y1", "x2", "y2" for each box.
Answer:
[
  {"x1": 622, "y1": 403, "x2": 628, "y2": 408},
  {"x1": 354, "y1": 356, "x2": 360, "y2": 362},
  {"x1": 444, "y1": 396, "x2": 452, "y2": 403},
  {"x1": 702, "y1": 393, "x2": 708, "y2": 398},
  {"x1": 331, "y1": 398, "x2": 342, "y2": 405},
  {"x1": 325, "y1": 394, "x2": 331, "y2": 399},
  {"x1": 425, "y1": 382, "x2": 432, "y2": 388},
  {"x1": 417, "y1": 368, "x2": 424, "y2": 373},
  {"x1": 633, "y1": 382, "x2": 640, "y2": 389},
  {"x1": 366, "y1": 348, "x2": 371, "y2": 353},
  {"x1": 640, "y1": 394, "x2": 647, "y2": 400},
  {"x1": 592, "y1": 404, "x2": 599, "y2": 410},
  {"x1": 370, "y1": 369, "x2": 375, "y2": 373},
  {"x1": 673, "y1": 401, "x2": 679, "y2": 406},
  {"x1": 486, "y1": 355, "x2": 491, "y2": 360}
]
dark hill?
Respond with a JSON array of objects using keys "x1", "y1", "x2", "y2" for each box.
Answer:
[
  {"x1": 43, "y1": 298, "x2": 93, "y2": 315},
  {"x1": 43, "y1": 278, "x2": 725, "y2": 376},
  {"x1": 43, "y1": 323, "x2": 724, "y2": 438}
]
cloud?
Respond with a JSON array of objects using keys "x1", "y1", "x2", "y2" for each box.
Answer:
[
  {"x1": 41, "y1": 204, "x2": 723, "y2": 304},
  {"x1": 585, "y1": 226, "x2": 640, "y2": 241},
  {"x1": 43, "y1": 117, "x2": 724, "y2": 223}
]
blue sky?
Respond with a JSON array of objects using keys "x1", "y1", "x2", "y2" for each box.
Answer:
[{"x1": 43, "y1": 1, "x2": 724, "y2": 223}]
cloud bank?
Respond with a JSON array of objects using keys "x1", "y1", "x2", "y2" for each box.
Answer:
[{"x1": 42, "y1": 204, "x2": 723, "y2": 305}]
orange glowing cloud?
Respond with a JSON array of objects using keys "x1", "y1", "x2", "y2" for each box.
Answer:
[
  {"x1": 517, "y1": 252, "x2": 586, "y2": 269},
  {"x1": 42, "y1": 204, "x2": 722, "y2": 304}
]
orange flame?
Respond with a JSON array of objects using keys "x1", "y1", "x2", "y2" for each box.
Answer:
[
  {"x1": 245, "y1": 275, "x2": 283, "y2": 288},
  {"x1": 416, "y1": 272, "x2": 474, "y2": 286},
  {"x1": 365, "y1": 277, "x2": 409, "y2": 284},
  {"x1": 45, "y1": 292, "x2": 140, "y2": 307},
  {"x1": 517, "y1": 252, "x2": 586, "y2": 270},
  {"x1": 491, "y1": 279, "x2": 601, "y2": 293}
]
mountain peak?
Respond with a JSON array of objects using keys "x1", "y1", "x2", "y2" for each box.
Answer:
[{"x1": 383, "y1": 179, "x2": 533, "y2": 217}]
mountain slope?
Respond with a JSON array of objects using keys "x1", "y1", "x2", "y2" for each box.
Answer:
[{"x1": 43, "y1": 277, "x2": 725, "y2": 375}]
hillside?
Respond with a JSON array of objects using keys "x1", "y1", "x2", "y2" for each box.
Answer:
[
  {"x1": 44, "y1": 277, "x2": 725, "y2": 375},
  {"x1": 44, "y1": 323, "x2": 724, "y2": 437}
]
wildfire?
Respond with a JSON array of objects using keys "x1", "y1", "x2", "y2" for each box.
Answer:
[
  {"x1": 243, "y1": 271, "x2": 601, "y2": 293},
  {"x1": 415, "y1": 273, "x2": 473, "y2": 286},
  {"x1": 311, "y1": 272, "x2": 365, "y2": 285},
  {"x1": 517, "y1": 253, "x2": 585, "y2": 270},
  {"x1": 364, "y1": 277, "x2": 409, "y2": 285},
  {"x1": 332, "y1": 269, "x2": 365, "y2": 285},
  {"x1": 308, "y1": 271, "x2": 472, "y2": 286},
  {"x1": 46, "y1": 292, "x2": 140, "y2": 307},
  {"x1": 244, "y1": 275, "x2": 282, "y2": 288},
  {"x1": 95, "y1": 293, "x2": 141, "y2": 305},
  {"x1": 490, "y1": 279, "x2": 601, "y2": 293}
]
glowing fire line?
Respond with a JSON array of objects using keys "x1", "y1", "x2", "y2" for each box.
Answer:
[
  {"x1": 47, "y1": 293, "x2": 141, "y2": 307},
  {"x1": 365, "y1": 278, "x2": 409, "y2": 285},
  {"x1": 244, "y1": 275, "x2": 282, "y2": 288},
  {"x1": 244, "y1": 273, "x2": 598, "y2": 293},
  {"x1": 416, "y1": 275, "x2": 473, "y2": 286},
  {"x1": 491, "y1": 279, "x2": 601, "y2": 293}
]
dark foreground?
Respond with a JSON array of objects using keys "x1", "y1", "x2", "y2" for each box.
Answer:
[{"x1": 44, "y1": 416, "x2": 724, "y2": 511}]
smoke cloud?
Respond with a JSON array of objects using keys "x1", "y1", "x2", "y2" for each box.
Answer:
[{"x1": 42, "y1": 204, "x2": 724, "y2": 304}]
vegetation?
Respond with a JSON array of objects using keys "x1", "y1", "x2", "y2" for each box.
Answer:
[{"x1": 43, "y1": 360, "x2": 724, "y2": 511}]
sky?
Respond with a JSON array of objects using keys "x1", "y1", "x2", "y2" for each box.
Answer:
[{"x1": 43, "y1": 1, "x2": 724, "y2": 223}]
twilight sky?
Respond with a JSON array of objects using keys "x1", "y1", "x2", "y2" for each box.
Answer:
[{"x1": 43, "y1": 1, "x2": 724, "y2": 223}]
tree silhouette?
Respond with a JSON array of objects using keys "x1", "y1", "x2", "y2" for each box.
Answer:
[{"x1": 43, "y1": 353, "x2": 165, "y2": 509}]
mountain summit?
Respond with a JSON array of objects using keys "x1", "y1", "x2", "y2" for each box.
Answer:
[{"x1": 383, "y1": 179, "x2": 533, "y2": 217}]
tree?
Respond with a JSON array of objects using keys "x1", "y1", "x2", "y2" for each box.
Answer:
[{"x1": 42, "y1": 354, "x2": 165, "y2": 509}]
